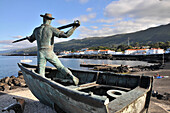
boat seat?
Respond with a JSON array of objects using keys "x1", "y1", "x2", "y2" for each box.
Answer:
[
  {"x1": 66, "y1": 85, "x2": 79, "y2": 89},
  {"x1": 75, "y1": 82, "x2": 99, "y2": 90},
  {"x1": 107, "y1": 89, "x2": 126, "y2": 98},
  {"x1": 66, "y1": 82, "x2": 99, "y2": 90}
]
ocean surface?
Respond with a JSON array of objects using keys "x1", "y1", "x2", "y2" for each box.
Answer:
[{"x1": 0, "y1": 56, "x2": 153, "y2": 79}]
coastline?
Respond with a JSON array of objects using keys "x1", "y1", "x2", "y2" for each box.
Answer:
[{"x1": 3, "y1": 53, "x2": 170, "y2": 63}]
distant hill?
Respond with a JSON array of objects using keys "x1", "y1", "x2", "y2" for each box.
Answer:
[
  {"x1": 9, "y1": 23, "x2": 170, "y2": 54},
  {"x1": 0, "y1": 49, "x2": 17, "y2": 55}
]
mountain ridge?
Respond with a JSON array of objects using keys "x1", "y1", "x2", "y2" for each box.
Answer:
[{"x1": 8, "y1": 23, "x2": 170, "y2": 54}]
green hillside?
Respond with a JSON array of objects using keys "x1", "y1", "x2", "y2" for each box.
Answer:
[{"x1": 10, "y1": 23, "x2": 170, "y2": 54}]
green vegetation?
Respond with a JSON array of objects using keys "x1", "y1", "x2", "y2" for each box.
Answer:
[{"x1": 88, "y1": 41, "x2": 170, "y2": 52}]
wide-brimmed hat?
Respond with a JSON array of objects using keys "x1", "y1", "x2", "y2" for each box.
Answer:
[{"x1": 40, "y1": 13, "x2": 55, "y2": 20}]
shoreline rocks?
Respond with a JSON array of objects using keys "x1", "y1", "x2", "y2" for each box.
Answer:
[
  {"x1": 0, "y1": 71, "x2": 27, "y2": 91},
  {"x1": 82, "y1": 63, "x2": 162, "y2": 73}
]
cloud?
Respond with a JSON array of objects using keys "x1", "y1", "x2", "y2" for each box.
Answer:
[
  {"x1": 86, "y1": 8, "x2": 92, "y2": 12},
  {"x1": 74, "y1": 13, "x2": 96, "y2": 22},
  {"x1": 57, "y1": 13, "x2": 97, "y2": 24},
  {"x1": 90, "y1": 26, "x2": 98, "y2": 29},
  {"x1": 12, "y1": 35, "x2": 23, "y2": 39},
  {"x1": 0, "y1": 40, "x2": 36, "y2": 51},
  {"x1": 0, "y1": 38, "x2": 70, "y2": 51},
  {"x1": 56, "y1": 19, "x2": 71, "y2": 25},
  {"x1": 78, "y1": 18, "x2": 170, "y2": 38},
  {"x1": 76, "y1": 0, "x2": 170, "y2": 38},
  {"x1": 0, "y1": 40, "x2": 13, "y2": 45},
  {"x1": 96, "y1": 18, "x2": 123, "y2": 24},
  {"x1": 79, "y1": 26, "x2": 117, "y2": 38},
  {"x1": 104, "y1": 0, "x2": 170, "y2": 19}
]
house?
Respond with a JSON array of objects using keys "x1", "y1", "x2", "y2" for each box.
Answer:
[
  {"x1": 73, "y1": 51, "x2": 84, "y2": 55},
  {"x1": 165, "y1": 48, "x2": 170, "y2": 53},
  {"x1": 59, "y1": 51, "x2": 71, "y2": 55},
  {"x1": 84, "y1": 50, "x2": 99, "y2": 55},
  {"x1": 98, "y1": 50, "x2": 115, "y2": 54},
  {"x1": 124, "y1": 49, "x2": 137, "y2": 55},
  {"x1": 124, "y1": 49, "x2": 148, "y2": 55},
  {"x1": 113, "y1": 52, "x2": 123, "y2": 55},
  {"x1": 146, "y1": 48, "x2": 164, "y2": 54}
]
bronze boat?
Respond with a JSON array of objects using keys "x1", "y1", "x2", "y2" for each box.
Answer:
[{"x1": 18, "y1": 63, "x2": 153, "y2": 113}]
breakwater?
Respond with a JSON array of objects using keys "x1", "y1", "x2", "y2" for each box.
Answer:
[{"x1": 62, "y1": 53, "x2": 170, "y2": 63}]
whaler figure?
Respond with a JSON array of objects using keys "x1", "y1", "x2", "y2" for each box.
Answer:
[{"x1": 14, "y1": 13, "x2": 80, "y2": 85}]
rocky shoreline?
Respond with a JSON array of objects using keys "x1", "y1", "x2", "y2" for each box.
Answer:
[
  {"x1": 62, "y1": 53, "x2": 170, "y2": 63},
  {"x1": 81, "y1": 63, "x2": 163, "y2": 73},
  {"x1": 0, "y1": 71, "x2": 27, "y2": 91}
]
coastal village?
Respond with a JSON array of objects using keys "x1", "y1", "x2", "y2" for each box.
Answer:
[{"x1": 59, "y1": 47, "x2": 169, "y2": 56}]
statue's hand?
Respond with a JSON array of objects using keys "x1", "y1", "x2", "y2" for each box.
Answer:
[{"x1": 74, "y1": 20, "x2": 80, "y2": 27}]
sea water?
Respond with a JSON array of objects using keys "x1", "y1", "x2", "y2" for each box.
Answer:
[{"x1": 0, "y1": 56, "x2": 152, "y2": 79}]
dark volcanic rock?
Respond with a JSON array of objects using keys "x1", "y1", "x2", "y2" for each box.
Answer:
[
  {"x1": 1, "y1": 84, "x2": 10, "y2": 91},
  {"x1": 5, "y1": 77, "x2": 10, "y2": 84},
  {"x1": 0, "y1": 82, "x2": 6, "y2": 86},
  {"x1": 10, "y1": 75, "x2": 16, "y2": 79},
  {"x1": 13, "y1": 78, "x2": 20, "y2": 86},
  {"x1": 18, "y1": 70, "x2": 23, "y2": 76},
  {"x1": 0, "y1": 86, "x2": 3, "y2": 91},
  {"x1": 0, "y1": 71, "x2": 27, "y2": 91}
]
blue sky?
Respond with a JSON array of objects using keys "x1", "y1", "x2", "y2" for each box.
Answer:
[{"x1": 0, "y1": 0, "x2": 170, "y2": 51}]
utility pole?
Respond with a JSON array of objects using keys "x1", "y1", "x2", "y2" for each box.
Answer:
[
  {"x1": 128, "y1": 37, "x2": 130, "y2": 46},
  {"x1": 162, "y1": 53, "x2": 164, "y2": 65}
]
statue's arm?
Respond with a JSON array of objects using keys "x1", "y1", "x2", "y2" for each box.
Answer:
[
  {"x1": 27, "y1": 35, "x2": 36, "y2": 43},
  {"x1": 59, "y1": 26, "x2": 77, "y2": 38},
  {"x1": 52, "y1": 21, "x2": 80, "y2": 38}
]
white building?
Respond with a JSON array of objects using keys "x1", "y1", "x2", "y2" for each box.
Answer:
[
  {"x1": 59, "y1": 51, "x2": 71, "y2": 55},
  {"x1": 113, "y1": 52, "x2": 123, "y2": 55},
  {"x1": 84, "y1": 50, "x2": 99, "y2": 55},
  {"x1": 98, "y1": 50, "x2": 115, "y2": 54},
  {"x1": 146, "y1": 48, "x2": 164, "y2": 54},
  {"x1": 165, "y1": 48, "x2": 170, "y2": 53},
  {"x1": 73, "y1": 51, "x2": 84, "y2": 55},
  {"x1": 124, "y1": 49, "x2": 148, "y2": 55},
  {"x1": 124, "y1": 49, "x2": 137, "y2": 55}
]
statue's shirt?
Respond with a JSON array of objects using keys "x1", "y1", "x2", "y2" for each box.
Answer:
[{"x1": 28, "y1": 24, "x2": 63, "y2": 50}]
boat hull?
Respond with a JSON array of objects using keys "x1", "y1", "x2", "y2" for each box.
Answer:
[
  {"x1": 18, "y1": 63, "x2": 153, "y2": 113},
  {"x1": 19, "y1": 64, "x2": 108, "y2": 113}
]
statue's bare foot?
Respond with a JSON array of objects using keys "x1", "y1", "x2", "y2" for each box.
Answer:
[{"x1": 72, "y1": 76, "x2": 79, "y2": 86}]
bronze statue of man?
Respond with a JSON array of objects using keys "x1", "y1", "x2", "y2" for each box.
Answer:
[{"x1": 27, "y1": 13, "x2": 80, "y2": 85}]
